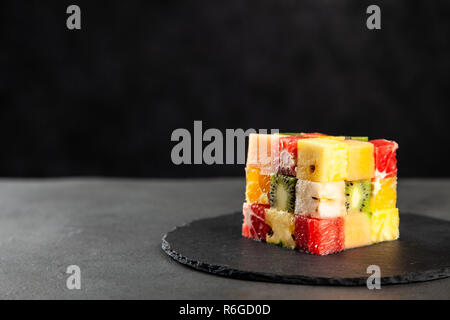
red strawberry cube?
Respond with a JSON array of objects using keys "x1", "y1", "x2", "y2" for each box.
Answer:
[
  {"x1": 294, "y1": 215, "x2": 344, "y2": 255},
  {"x1": 242, "y1": 203, "x2": 271, "y2": 241},
  {"x1": 370, "y1": 139, "x2": 398, "y2": 179}
]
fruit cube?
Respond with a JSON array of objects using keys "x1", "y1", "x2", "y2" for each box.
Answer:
[
  {"x1": 243, "y1": 132, "x2": 399, "y2": 254},
  {"x1": 246, "y1": 133, "x2": 274, "y2": 175},
  {"x1": 370, "y1": 139, "x2": 398, "y2": 179},
  {"x1": 295, "y1": 179, "x2": 346, "y2": 218},
  {"x1": 242, "y1": 203, "x2": 271, "y2": 241},
  {"x1": 294, "y1": 215, "x2": 344, "y2": 255},
  {"x1": 245, "y1": 168, "x2": 270, "y2": 205},
  {"x1": 296, "y1": 138, "x2": 349, "y2": 182},
  {"x1": 345, "y1": 180, "x2": 371, "y2": 214},
  {"x1": 344, "y1": 140, "x2": 374, "y2": 181},
  {"x1": 371, "y1": 177, "x2": 397, "y2": 211},
  {"x1": 274, "y1": 135, "x2": 307, "y2": 176},
  {"x1": 269, "y1": 174, "x2": 297, "y2": 213},
  {"x1": 371, "y1": 208, "x2": 400, "y2": 243},
  {"x1": 265, "y1": 208, "x2": 296, "y2": 249},
  {"x1": 344, "y1": 213, "x2": 372, "y2": 249}
]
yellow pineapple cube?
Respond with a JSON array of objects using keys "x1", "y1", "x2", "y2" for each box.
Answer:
[
  {"x1": 245, "y1": 168, "x2": 270, "y2": 204},
  {"x1": 371, "y1": 208, "x2": 399, "y2": 243},
  {"x1": 296, "y1": 138, "x2": 349, "y2": 182},
  {"x1": 265, "y1": 208, "x2": 296, "y2": 249},
  {"x1": 344, "y1": 213, "x2": 372, "y2": 249},
  {"x1": 343, "y1": 140, "x2": 374, "y2": 181},
  {"x1": 371, "y1": 177, "x2": 397, "y2": 211}
]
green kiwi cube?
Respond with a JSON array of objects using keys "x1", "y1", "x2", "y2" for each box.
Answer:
[
  {"x1": 345, "y1": 180, "x2": 371, "y2": 213},
  {"x1": 269, "y1": 174, "x2": 297, "y2": 213}
]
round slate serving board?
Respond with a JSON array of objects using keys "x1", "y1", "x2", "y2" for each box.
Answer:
[{"x1": 162, "y1": 212, "x2": 450, "y2": 286}]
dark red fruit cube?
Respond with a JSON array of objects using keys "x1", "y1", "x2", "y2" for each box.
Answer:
[
  {"x1": 294, "y1": 215, "x2": 344, "y2": 255},
  {"x1": 242, "y1": 203, "x2": 271, "y2": 241}
]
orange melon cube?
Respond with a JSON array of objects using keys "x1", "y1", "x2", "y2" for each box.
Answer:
[
  {"x1": 343, "y1": 140, "x2": 375, "y2": 181},
  {"x1": 371, "y1": 177, "x2": 397, "y2": 211},
  {"x1": 245, "y1": 168, "x2": 271, "y2": 204},
  {"x1": 344, "y1": 213, "x2": 372, "y2": 249}
]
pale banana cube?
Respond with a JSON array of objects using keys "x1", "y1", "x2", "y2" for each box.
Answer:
[{"x1": 295, "y1": 179, "x2": 346, "y2": 218}]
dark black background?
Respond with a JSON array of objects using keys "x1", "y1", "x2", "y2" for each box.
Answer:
[{"x1": 1, "y1": 1, "x2": 449, "y2": 178}]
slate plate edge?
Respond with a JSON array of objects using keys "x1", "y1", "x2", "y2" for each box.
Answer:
[{"x1": 161, "y1": 213, "x2": 450, "y2": 287}]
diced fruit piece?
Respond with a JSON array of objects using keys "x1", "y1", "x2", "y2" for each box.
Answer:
[
  {"x1": 296, "y1": 138, "x2": 349, "y2": 182},
  {"x1": 269, "y1": 174, "x2": 297, "y2": 213},
  {"x1": 276, "y1": 135, "x2": 310, "y2": 176},
  {"x1": 370, "y1": 139, "x2": 398, "y2": 179},
  {"x1": 345, "y1": 180, "x2": 371, "y2": 214},
  {"x1": 343, "y1": 140, "x2": 374, "y2": 181},
  {"x1": 344, "y1": 213, "x2": 372, "y2": 249},
  {"x1": 371, "y1": 208, "x2": 400, "y2": 243},
  {"x1": 371, "y1": 177, "x2": 397, "y2": 211},
  {"x1": 295, "y1": 179, "x2": 346, "y2": 218},
  {"x1": 265, "y1": 208, "x2": 296, "y2": 249},
  {"x1": 294, "y1": 215, "x2": 344, "y2": 255},
  {"x1": 246, "y1": 133, "x2": 274, "y2": 175},
  {"x1": 278, "y1": 136, "x2": 301, "y2": 176},
  {"x1": 345, "y1": 136, "x2": 369, "y2": 141},
  {"x1": 242, "y1": 203, "x2": 271, "y2": 241},
  {"x1": 245, "y1": 168, "x2": 270, "y2": 204}
]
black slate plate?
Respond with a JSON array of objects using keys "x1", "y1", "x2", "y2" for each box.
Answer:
[{"x1": 162, "y1": 212, "x2": 450, "y2": 286}]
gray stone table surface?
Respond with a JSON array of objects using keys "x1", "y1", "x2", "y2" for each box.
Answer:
[{"x1": 0, "y1": 177, "x2": 449, "y2": 299}]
